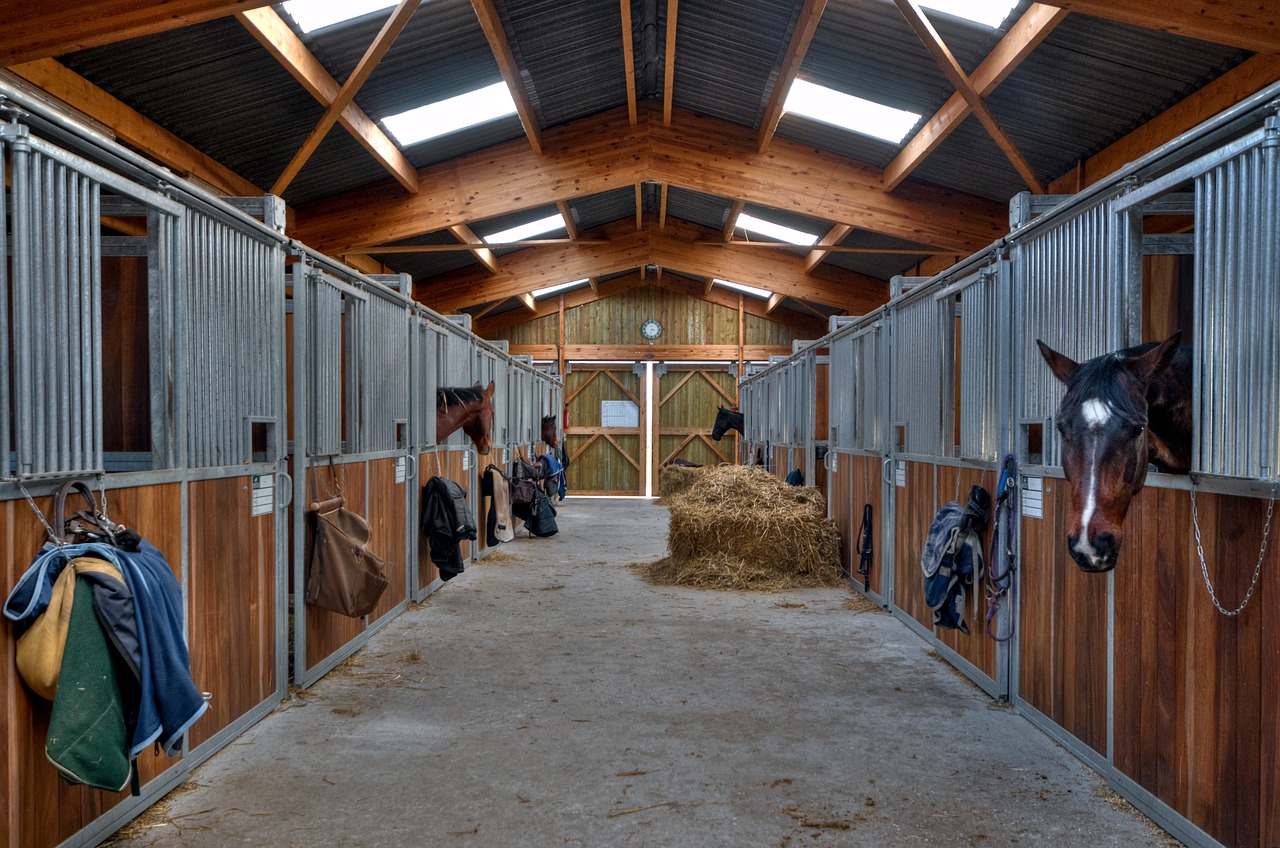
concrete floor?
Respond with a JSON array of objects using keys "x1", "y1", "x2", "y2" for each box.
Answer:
[{"x1": 105, "y1": 497, "x2": 1176, "y2": 848}]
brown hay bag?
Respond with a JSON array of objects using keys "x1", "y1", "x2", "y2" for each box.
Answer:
[{"x1": 305, "y1": 496, "x2": 389, "y2": 618}]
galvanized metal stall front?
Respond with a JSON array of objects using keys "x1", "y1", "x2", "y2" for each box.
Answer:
[{"x1": 0, "y1": 108, "x2": 290, "y2": 846}]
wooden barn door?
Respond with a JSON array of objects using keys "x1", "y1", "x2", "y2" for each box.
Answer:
[
  {"x1": 655, "y1": 365, "x2": 737, "y2": 476},
  {"x1": 564, "y1": 364, "x2": 645, "y2": 495}
]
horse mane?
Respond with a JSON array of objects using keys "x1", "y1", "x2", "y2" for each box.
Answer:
[{"x1": 437, "y1": 386, "x2": 486, "y2": 408}]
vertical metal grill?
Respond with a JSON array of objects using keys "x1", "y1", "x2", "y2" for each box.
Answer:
[
  {"x1": 958, "y1": 269, "x2": 1000, "y2": 462},
  {"x1": 892, "y1": 295, "x2": 950, "y2": 456},
  {"x1": 1194, "y1": 141, "x2": 1280, "y2": 478},
  {"x1": 1014, "y1": 200, "x2": 1121, "y2": 467},
  {"x1": 182, "y1": 210, "x2": 284, "y2": 466},
  {"x1": 413, "y1": 318, "x2": 440, "y2": 448},
  {"x1": 362, "y1": 291, "x2": 410, "y2": 453},
  {"x1": 851, "y1": 324, "x2": 884, "y2": 453},
  {"x1": 7, "y1": 134, "x2": 105, "y2": 478},
  {"x1": 306, "y1": 272, "x2": 345, "y2": 456}
]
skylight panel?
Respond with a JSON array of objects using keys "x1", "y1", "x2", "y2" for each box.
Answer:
[
  {"x1": 735, "y1": 212, "x2": 819, "y2": 247},
  {"x1": 919, "y1": 0, "x2": 1019, "y2": 28},
  {"x1": 282, "y1": 0, "x2": 395, "y2": 33},
  {"x1": 383, "y1": 82, "x2": 517, "y2": 147},
  {"x1": 714, "y1": 279, "x2": 773, "y2": 300},
  {"x1": 783, "y1": 79, "x2": 921, "y2": 145},
  {"x1": 531, "y1": 279, "x2": 590, "y2": 299},
  {"x1": 483, "y1": 213, "x2": 567, "y2": 244}
]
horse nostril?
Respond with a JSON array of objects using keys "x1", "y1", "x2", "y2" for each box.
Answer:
[{"x1": 1094, "y1": 532, "x2": 1118, "y2": 559}]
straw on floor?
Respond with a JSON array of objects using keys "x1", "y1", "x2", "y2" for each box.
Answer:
[{"x1": 642, "y1": 464, "x2": 843, "y2": 591}]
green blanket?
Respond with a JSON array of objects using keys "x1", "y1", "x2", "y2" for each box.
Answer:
[{"x1": 45, "y1": 577, "x2": 131, "y2": 792}]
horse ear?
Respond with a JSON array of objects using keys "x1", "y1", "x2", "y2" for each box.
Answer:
[
  {"x1": 1130, "y1": 331, "x2": 1182, "y2": 383},
  {"x1": 1037, "y1": 339, "x2": 1079, "y2": 385},
  {"x1": 484, "y1": 380, "x2": 495, "y2": 397}
]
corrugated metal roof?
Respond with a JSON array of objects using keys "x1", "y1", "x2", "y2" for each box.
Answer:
[
  {"x1": 670, "y1": 0, "x2": 804, "y2": 127},
  {"x1": 824, "y1": 229, "x2": 934, "y2": 280},
  {"x1": 667, "y1": 187, "x2": 733, "y2": 231},
  {"x1": 369, "y1": 229, "x2": 478, "y2": 281},
  {"x1": 572, "y1": 187, "x2": 637, "y2": 232},
  {"x1": 497, "y1": 0, "x2": 629, "y2": 128}
]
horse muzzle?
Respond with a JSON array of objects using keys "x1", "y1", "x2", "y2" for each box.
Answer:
[{"x1": 1067, "y1": 532, "x2": 1119, "y2": 573}]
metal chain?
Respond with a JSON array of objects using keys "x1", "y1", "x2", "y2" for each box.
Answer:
[
  {"x1": 1189, "y1": 477, "x2": 1277, "y2": 616},
  {"x1": 96, "y1": 473, "x2": 110, "y2": 522},
  {"x1": 17, "y1": 481, "x2": 64, "y2": 546}
]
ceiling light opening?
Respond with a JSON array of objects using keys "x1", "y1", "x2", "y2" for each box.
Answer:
[
  {"x1": 735, "y1": 212, "x2": 819, "y2": 246},
  {"x1": 483, "y1": 213, "x2": 567, "y2": 244},
  {"x1": 530, "y1": 279, "x2": 590, "y2": 299},
  {"x1": 783, "y1": 79, "x2": 921, "y2": 145},
  {"x1": 714, "y1": 279, "x2": 773, "y2": 299},
  {"x1": 282, "y1": 0, "x2": 396, "y2": 33},
  {"x1": 919, "y1": 0, "x2": 1019, "y2": 28},
  {"x1": 383, "y1": 82, "x2": 517, "y2": 147}
]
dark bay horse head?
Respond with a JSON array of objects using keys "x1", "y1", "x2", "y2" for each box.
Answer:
[
  {"x1": 437, "y1": 381, "x2": 496, "y2": 455},
  {"x1": 1038, "y1": 332, "x2": 1191, "y2": 573},
  {"x1": 541, "y1": 414, "x2": 559, "y2": 449},
  {"x1": 711, "y1": 406, "x2": 744, "y2": 441}
]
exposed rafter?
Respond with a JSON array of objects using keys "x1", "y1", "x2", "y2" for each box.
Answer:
[
  {"x1": 894, "y1": 0, "x2": 1046, "y2": 194},
  {"x1": 883, "y1": 4, "x2": 1067, "y2": 191},
  {"x1": 721, "y1": 199, "x2": 745, "y2": 241},
  {"x1": 756, "y1": 0, "x2": 827, "y2": 153},
  {"x1": 0, "y1": 0, "x2": 275, "y2": 66},
  {"x1": 558, "y1": 200, "x2": 580, "y2": 240},
  {"x1": 1039, "y1": 0, "x2": 1280, "y2": 54},
  {"x1": 237, "y1": 8, "x2": 418, "y2": 193},
  {"x1": 471, "y1": 0, "x2": 543, "y2": 154},
  {"x1": 659, "y1": 183, "x2": 669, "y2": 230},
  {"x1": 516, "y1": 292, "x2": 537, "y2": 312},
  {"x1": 663, "y1": 0, "x2": 679, "y2": 126},
  {"x1": 803, "y1": 224, "x2": 853, "y2": 272},
  {"x1": 448, "y1": 224, "x2": 499, "y2": 274},
  {"x1": 270, "y1": 0, "x2": 420, "y2": 196},
  {"x1": 476, "y1": 274, "x2": 651, "y2": 333},
  {"x1": 419, "y1": 218, "x2": 886, "y2": 315},
  {"x1": 619, "y1": 0, "x2": 638, "y2": 125},
  {"x1": 293, "y1": 103, "x2": 1007, "y2": 257}
]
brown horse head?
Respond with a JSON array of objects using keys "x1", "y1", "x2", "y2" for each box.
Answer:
[
  {"x1": 541, "y1": 414, "x2": 559, "y2": 449},
  {"x1": 437, "y1": 381, "x2": 495, "y2": 455},
  {"x1": 1038, "y1": 332, "x2": 1189, "y2": 572}
]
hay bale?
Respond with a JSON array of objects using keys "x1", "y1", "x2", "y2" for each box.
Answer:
[
  {"x1": 656, "y1": 464, "x2": 707, "y2": 501},
  {"x1": 645, "y1": 464, "x2": 842, "y2": 591}
]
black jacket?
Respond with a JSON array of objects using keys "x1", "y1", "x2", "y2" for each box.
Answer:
[{"x1": 421, "y1": 477, "x2": 477, "y2": 581}]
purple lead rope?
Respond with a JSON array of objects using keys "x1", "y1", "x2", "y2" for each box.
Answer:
[{"x1": 985, "y1": 453, "x2": 1018, "y2": 643}]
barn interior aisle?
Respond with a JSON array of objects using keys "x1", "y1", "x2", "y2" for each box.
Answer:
[{"x1": 104, "y1": 499, "x2": 1168, "y2": 848}]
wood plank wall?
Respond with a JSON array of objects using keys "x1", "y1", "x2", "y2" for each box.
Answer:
[
  {"x1": 893, "y1": 461, "x2": 935, "y2": 630},
  {"x1": 304, "y1": 464, "x2": 366, "y2": 669},
  {"x1": 830, "y1": 454, "x2": 884, "y2": 598}
]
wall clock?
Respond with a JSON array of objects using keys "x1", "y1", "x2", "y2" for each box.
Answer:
[{"x1": 640, "y1": 318, "x2": 662, "y2": 340}]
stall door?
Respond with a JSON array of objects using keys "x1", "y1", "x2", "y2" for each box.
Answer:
[
  {"x1": 564, "y1": 364, "x2": 644, "y2": 495},
  {"x1": 655, "y1": 366, "x2": 737, "y2": 478}
]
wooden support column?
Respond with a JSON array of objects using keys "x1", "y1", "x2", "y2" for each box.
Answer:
[
  {"x1": 558, "y1": 295, "x2": 567, "y2": 376},
  {"x1": 737, "y1": 293, "x2": 745, "y2": 375}
]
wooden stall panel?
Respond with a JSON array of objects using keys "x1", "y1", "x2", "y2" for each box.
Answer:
[
  {"x1": 845, "y1": 455, "x2": 885, "y2": 599},
  {"x1": 1017, "y1": 479, "x2": 1107, "y2": 756},
  {"x1": 2, "y1": 484, "x2": 186, "y2": 848},
  {"x1": 367, "y1": 458, "x2": 408, "y2": 622},
  {"x1": 934, "y1": 466, "x2": 998, "y2": 679},
  {"x1": 448, "y1": 450, "x2": 475, "y2": 563},
  {"x1": 304, "y1": 464, "x2": 366, "y2": 670},
  {"x1": 893, "y1": 461, "x2": 934, "y2": 629},
  {"x1": 101, "y1": 257, "x2": 152, "y2": 457},
  {"x1": 187, "y1": 476, "x2": 276, "y2": 749},
  {"x1": 1116, "y1": 484, "x2": 1276, "y2": 848},
  {"x1": 831, "y1": 454, "x2": 854, "y2": 578}
]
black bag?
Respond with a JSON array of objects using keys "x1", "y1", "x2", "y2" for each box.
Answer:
[
  {"x1": 305, "y1": 495, "x2": 389, "y2": 618},
  {"x1": 510, "y1": 457, "x2": 541, "y2": 505},
  {"x1": 524, "y1": 490, "x2": 559, "y2": 538}
]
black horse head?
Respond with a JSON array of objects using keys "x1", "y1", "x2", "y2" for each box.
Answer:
[{"x1": 711, "y1": 406, "x2": 744, "y2": 440}]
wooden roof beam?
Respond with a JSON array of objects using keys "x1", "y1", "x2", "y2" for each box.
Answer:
[
  {"x1": 471, "y1": 0, "x2": 543, "y2": 154},
  {"x1": 516, "y1": 292, "x2": 538, "y2": 312},
  {"x1": 293, "y1": 104, "x2": 1006, "y2": 256},
  {"x1": 721, "y1": 199, "x2": 745, "y2": 241},
  {"x1": 1039, "y1": 0, "x2": 1280, "y2": 54},
  {"x1": 448, "y1": 224, "x2": 499, "y2": 273},
  {"x1": 1, "y1": 0, "x2": 275, "y2": 66},
  {"x1": 756, "y1": 0, "x2": 827, "y2": 153},
  {"x1": 803, "y1": 223, "x2": 853, "y2": 272},
  {"x1": 663, "y1": 0, "x2": 679, "y2": 126},
  {"x1": 237, "y1": 8, "x2": 418, "y2": 193},
  {"x1": 894, "y1": 0, "x2": 1046, "y2": 194},
  {"x1": 619, "y1": 0, "x2": 639, "y2": 125},
  {"x1": 558, "y1": 200, "x2": 580, "y2": 240},
  {"x1": 883, "y1": 4, "x2": 1067, "y2": 191},
  {"x1": 656, "y1": 275, "x2": 827, "y2": 335},
  {"x1": 477, "y1": 274, "x2": 648, "y2": 333},
  {"x1": 270, "y1": 0, "x2": 420, "y2": 195}
]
